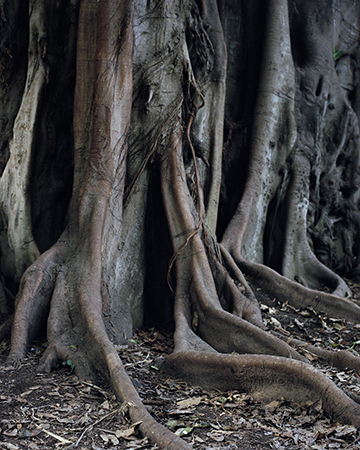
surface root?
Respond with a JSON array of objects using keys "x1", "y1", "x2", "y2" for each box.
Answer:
[{"x1": 162, "y1": 351, "x2": 360, "y2": 427}]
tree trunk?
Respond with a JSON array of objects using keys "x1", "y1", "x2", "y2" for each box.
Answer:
[{"x1": 1, "y1": 0, "x2": 360, "y2": 448}]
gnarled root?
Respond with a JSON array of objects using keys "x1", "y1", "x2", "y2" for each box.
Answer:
[
  {"x1": 235, "y1": 256, "x2": 360, "y2": 323},
  {"x1": 8, "y1": 244, "x2": 192, "y2": 450}
]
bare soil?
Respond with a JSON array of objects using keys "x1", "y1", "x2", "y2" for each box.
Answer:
[{"x1": 1, "y1": 282, "x2": 360, "y2": 450}]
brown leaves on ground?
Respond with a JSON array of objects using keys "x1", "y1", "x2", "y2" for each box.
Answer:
[{"x1": 1, "y1": 296, "x2": 360, "y2": 449}]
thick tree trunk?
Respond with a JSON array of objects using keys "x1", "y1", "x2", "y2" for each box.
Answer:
[{"x1": 1, "y1": 0, "x2": 360, "y2": 448}]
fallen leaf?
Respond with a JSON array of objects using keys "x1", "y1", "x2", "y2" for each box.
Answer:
[
  {"x1": 270, "y1": 317, "x2": 282, "y2": 328},
  {"x1": 299, "y1": 348, "x2": 319, "y2": 361},
  {"x1": 175, "y1": 427, "x2": 193, "y2": 436},
  {"x1": 334, "y1": 425, "x2": 357, "y2": 437},
  {"x1": 18, "y1": 428, "x2": 42, "y2": 438},
  {"x1": 298, "y1": 310, "x2": 312, "y2": 317},
  {"x1": 115, "y1": 420, "x2": 142, "y2": 438},
  {"x1": 100, "y1": 400, "x2": 110, "y2": 410},
  {"x1": 99, "y1": 431, "x2": 109, "y2": 443},
  {"x1": 3, "y1": 429, "x2": 18, "y2": 437},
  {"x1": 194, "y1": 421, "x2": 209, "y2": 428},
  {"x1": 207, "y1": 432, "x2": 225, "y2": 442},
  {"x1": 333, "y1": 323, "x2": 346, "y2": 331},
  {"x1": 264, "y1": 400, "x2": 281, "y2": 414},
  {"x1": 167, "y1": 419, "x2": 185, "y2": 429},
  {"x1": 1, "y1": 443, "x2": 19, "y2": 450},
  {"x1": 109, "y1": 433, "x2": 119, "y2": 445},
  {"x1": 167, "y1": 409, "x2": 194, "y2": 415},
  {"x1": 177, "y1": 396, "x2": 202, "y2": 409},
  {"x1": 294, "y1": 318, "x2": 304, "y2": 329}
]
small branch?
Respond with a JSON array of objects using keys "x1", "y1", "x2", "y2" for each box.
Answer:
[
  {"x1": 74, "y1": 407, "x2": 128, "y2": 447},
  {"x1": 34, "y1": 423, "x2": 73, "y2": 445}
]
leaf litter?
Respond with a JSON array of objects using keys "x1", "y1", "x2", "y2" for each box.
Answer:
[{"x1": 0, "y1": 283, "x2": 360, "y2": 448}]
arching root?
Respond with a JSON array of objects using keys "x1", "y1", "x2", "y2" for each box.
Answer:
[
  {"x1": 161, "y1": 351, "x2": 360, "y2": 427},
  {"x1": 272, "y1": 331, "x2": 360, "y2": 373},
  {"x1": 234, "y1": 255, "x2": 360, "y2": 322}
]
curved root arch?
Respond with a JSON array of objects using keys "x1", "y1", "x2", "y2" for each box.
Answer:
[{"x1": 161, "y1": 352, "x2": 360, "y2": 427}]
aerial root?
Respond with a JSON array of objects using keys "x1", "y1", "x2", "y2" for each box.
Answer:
[{"x1": 162, "y1": 351, "x2": 360, "y2": 427}]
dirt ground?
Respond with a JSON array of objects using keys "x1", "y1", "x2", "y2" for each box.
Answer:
[{"x1": 1, "y1": 281, "x2": 360, "y2": 450}]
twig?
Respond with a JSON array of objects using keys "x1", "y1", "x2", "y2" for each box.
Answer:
[
  {"x1": 34, "y1": 423, "x2": 73, "y2": 445},
  {"x1": 81, "y1": 380, "x2": 113, "y2": 398},
  {"x1": 74, "y1": 407, "x2": 122, "y2": 447},
  {"x1": 124, "y1": 352, "x2": 151, "y2": 367}
]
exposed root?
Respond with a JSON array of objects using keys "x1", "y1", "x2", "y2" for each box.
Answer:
[
  {"x1": 280, "y1": 152, "x2": 349, "y2": 297},
  {"x1": 160, "y1": 123, "x2": 308, "y2": 362},
  {"x1": 8, "y1": 245, "x2": 65, "y2": 360},
  {"x1": 234, "y1": 256, "x2": 360, "y2": 322},
  {"x1": 161, "y1": 351, "x2": 360, "y2": 428},
  {"x1": 8, "y1": 256, "x2": 192, "y2": 449},
  {"x1": 272, "y1": 331, "x2": 360, "y2": 373},
  {"x1": 3, "y1": 1, "x2": 360, "y2": 449}
]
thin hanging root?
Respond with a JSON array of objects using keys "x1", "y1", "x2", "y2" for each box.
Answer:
[
  {"x1": 166, "y1": 86, "x2": 206, "y2": 291},
  {"x1": 167, "y1": 226, "x2": 200, "y2": 293},
  {"x1": 186, "y1": 85, "x2": 206, "y2": 222},
  {"x1": 161, "y1": 351, "x2": 360, "y2": 427},
  {"x1": 234, "y1": 256, "x2": 360, "y2": 322}
]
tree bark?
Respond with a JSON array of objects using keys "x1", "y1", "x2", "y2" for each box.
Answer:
[{"x1": 1, "y1": 0, "x2": 360, "y2": 448}]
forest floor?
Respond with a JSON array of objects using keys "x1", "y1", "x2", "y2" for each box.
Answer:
[{"x1": 1, "y1": 280, "x2": 360, "y2": 450}]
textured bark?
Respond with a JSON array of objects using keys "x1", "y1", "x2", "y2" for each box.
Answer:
[{"x1": 1, "y1": 0, "x2": 360, "y2": 448}]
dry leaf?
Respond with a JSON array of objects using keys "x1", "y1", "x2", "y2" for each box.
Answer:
[
  {"x1": 335, "y1": 425, "x2": 357, "y2": 437},
  {"x1": 207, "y1": 432, "x2": 225, "y2": 442},
  {"x1": 99, "y1": 432, "x2": 109, "y2": 443},
  {"x1": 2, "y1": 443, "x2": 19, "y2": 450},
  {"x1": 115, "y1": 420, "x2": 142, "y2": 438},
  {"x1": 108, "y1": 434, "x2": 119, "y2": 445},
  {"x1": 17, "y1": 428, "x2": 42, "y2": 438},
  {"x1": 3, "y1": 428, "x2": 18, "y2": 437},
  {"x1": 100, "y1": 400, "x2": 110, "y2": 410},
  {"x1": 177, "y1": 396, "x2": 202, "y2": 409},
  {"x1": 270, "y1": 317, "x2": 282, "y2": 328},
  {"x1": 167, "y1": 409, "x2": 194, "y2": 415},
  {"x1": 333, "y1": 323, "x2": 346, "y2": 331},
  {"x1": 264, "y1": 400, "x2": 281, "y2": 413}
]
